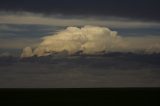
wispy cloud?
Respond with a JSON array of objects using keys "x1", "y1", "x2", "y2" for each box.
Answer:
[
  {"x1": 0, "y1": 24, "x2": 28, "y2": 31},
  {"x1": 0, "y1": 11, "x2": 160, "y2": 28},
  {"x1": 0, "y1": 38, "x2": 40, "y2": 49}
]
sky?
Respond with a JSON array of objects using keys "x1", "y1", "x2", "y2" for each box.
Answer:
[
  {"x1": 0, "y1": 0, "x2": 160, "y2": 21},
  {"x1": 0, "y1": 0, "x2": 160, "y2": 56},
  {"x1": 0, "y1": 0, "x2": 160, "y2": 88}
]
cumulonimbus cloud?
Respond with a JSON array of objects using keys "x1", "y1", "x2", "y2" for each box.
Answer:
[{"x1": 21, "y1": 25, "x2": 160, "y2": 58}]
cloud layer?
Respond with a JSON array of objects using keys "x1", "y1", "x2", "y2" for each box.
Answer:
[{"x1": 1, "y1": 12, "x2": 160, "y2": 28}]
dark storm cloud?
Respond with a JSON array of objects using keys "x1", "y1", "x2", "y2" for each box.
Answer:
[
  {"x1": 0, "y1": 0, "x2": 160, "y2": 21},
  {"x1": 1, "y1": 53, "x2": 160, "y2": 87}
]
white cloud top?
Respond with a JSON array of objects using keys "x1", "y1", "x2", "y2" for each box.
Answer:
[
  {"x1": 32, "y1": 25, "x2": 124, "y2": 56},
  {"x1": 21, "y1": 25, "x2": 160, "y2": 57}
]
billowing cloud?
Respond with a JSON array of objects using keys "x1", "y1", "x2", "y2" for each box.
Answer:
[
  {"x1": 30, "y1": 25, "x2": 125, "y2": 57},
  {"x1": 21, "y1": 25, "x2": 160, "y2": 58},
  {"x1": 21, "y1": 47, "x2": 33, "y2": 58}
]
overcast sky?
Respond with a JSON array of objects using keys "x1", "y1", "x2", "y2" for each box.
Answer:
[{"x1": 0, "y1": 0, "x2": 160, "y2": 21}]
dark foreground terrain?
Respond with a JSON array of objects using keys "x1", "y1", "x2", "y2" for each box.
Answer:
[{"x1": 0, "y1": 53, "x2": 160, "y2": 88}]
